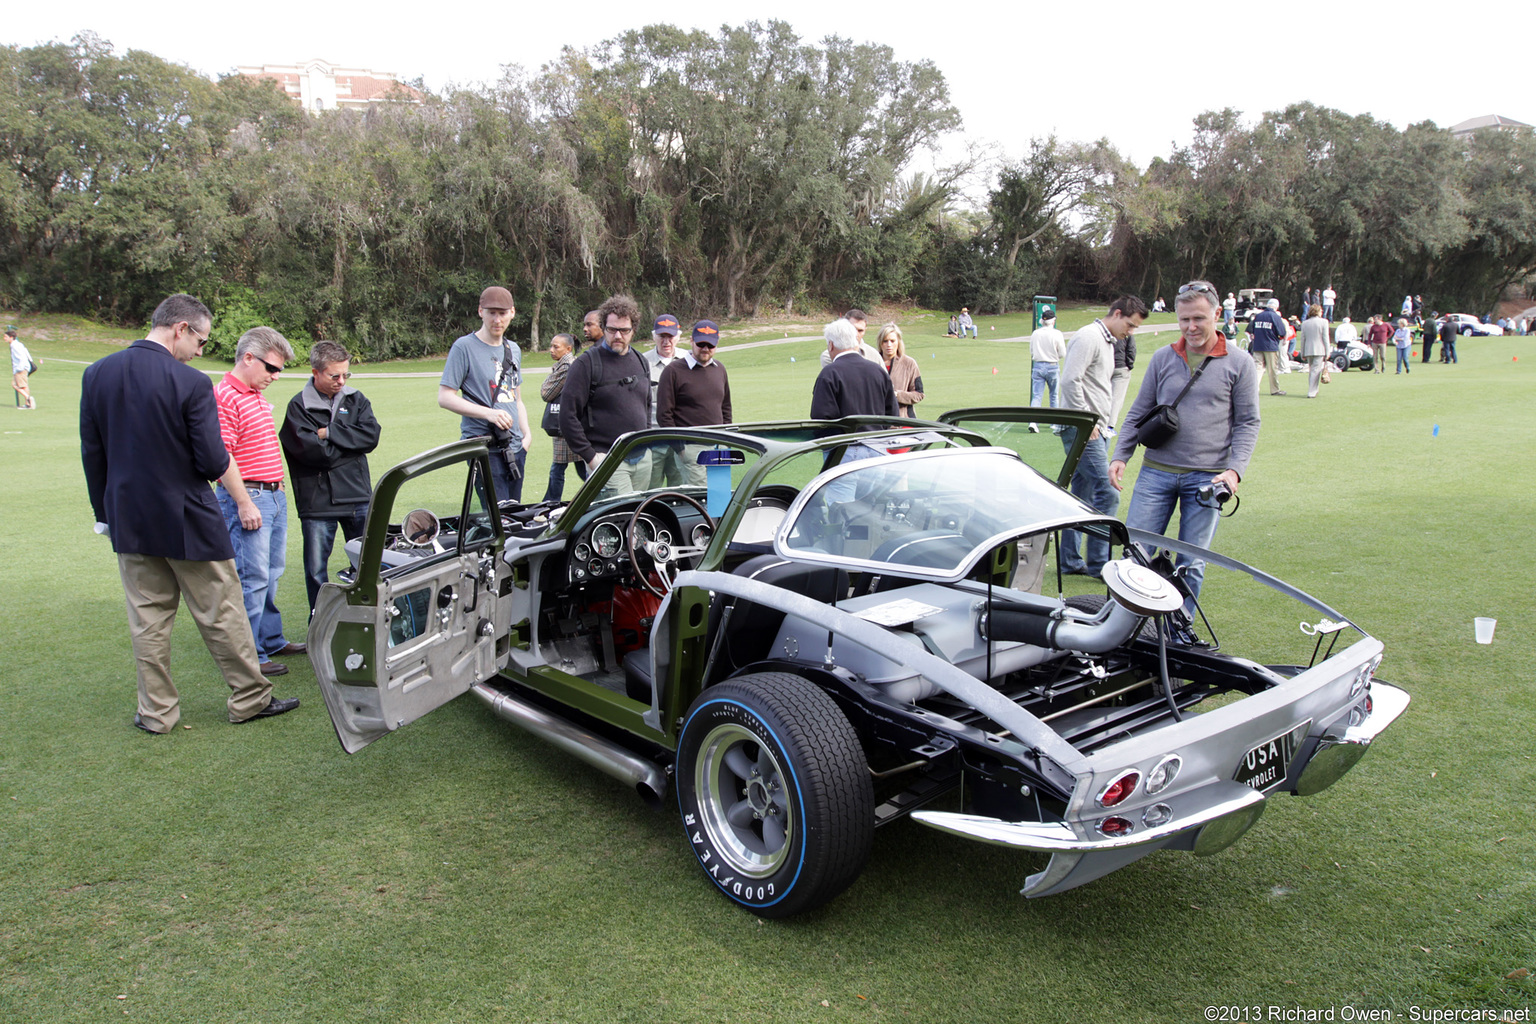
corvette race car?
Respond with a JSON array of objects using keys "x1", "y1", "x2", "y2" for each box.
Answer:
[{"x1": 311, "y1": 409, "x2": 1408, "y2": 917}]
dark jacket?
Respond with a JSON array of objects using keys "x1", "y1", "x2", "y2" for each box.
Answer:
[
  {"x1": 80, "y1": 339, "x2": 234, "y2": 560},
  {"x1": 811, "y1": 350, "x2": 899, "y2": 421},
  {"x1": 279, "y1": 382, "x2": 381, "y2": 519},
  {"x1": 559, "y1": 344, "x2": 651, "y2": 463}
]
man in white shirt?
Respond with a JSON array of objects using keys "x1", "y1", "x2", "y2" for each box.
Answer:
[
  {"x1": 1322, "y1": 285, "x2": 1337, "y2": 322},
  {"x1": 1027, "y1": 314, "x2": 1065, "y2": 431}
]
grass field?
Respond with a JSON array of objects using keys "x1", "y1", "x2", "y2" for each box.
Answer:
[{"x1": 1, "y1": 308, "x2": 1531, "y2": 1023}]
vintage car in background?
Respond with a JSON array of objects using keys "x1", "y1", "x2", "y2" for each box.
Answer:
[
  {"x1": 1438, "y1": 313, "x2": 1503, "y2": 337},
  {"x1": 311, "y1": 411, "x2": 1408, "y2": 917}
]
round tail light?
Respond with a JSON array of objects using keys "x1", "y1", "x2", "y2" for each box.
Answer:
[
  {"x1": 1098, "y1": 816, "x2": 1134, "y2": 837},
  {"x1": 1098, "y1": 770, "x2": 1141, "y2": 807}
]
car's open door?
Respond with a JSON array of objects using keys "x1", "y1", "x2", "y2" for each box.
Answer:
[
  {"x1": 936, "y1": 407, "x2": 1098, "y2": 486},
  {"x1": 310, "y1": 440, "x2": 515, "y2": 753}
]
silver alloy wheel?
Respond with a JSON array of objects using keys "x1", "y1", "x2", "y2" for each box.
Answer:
[{"x1": 693, "y1": 722, "x2": 794, "y2": 878}]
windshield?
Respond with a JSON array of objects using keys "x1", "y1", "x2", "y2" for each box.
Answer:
[
  {"x1": 588, "y1": 434, "x2": 766, "y2": 509},
  {"x1": 777, "y1": 448, "x2": 1093, "y2": 578}
]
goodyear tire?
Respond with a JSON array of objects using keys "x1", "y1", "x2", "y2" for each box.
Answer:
[{"x1": 676, "y1": 673, "x2": 873, "y2": 918}]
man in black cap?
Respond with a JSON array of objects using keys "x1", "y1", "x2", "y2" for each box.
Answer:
[
  {"x1": 658, "y1": 320, "x2": 732, "y2": 485},
  {"x1": 438, "y1": 286, "x2": 530, "y2": 502}
]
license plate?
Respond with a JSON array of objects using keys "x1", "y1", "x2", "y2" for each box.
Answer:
[{"x1": 1235, "y1": 722, "x2": 1309, "y2": 792}]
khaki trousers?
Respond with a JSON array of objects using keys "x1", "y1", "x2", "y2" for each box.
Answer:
[
  {"x1": 1260, "y1": 351, "x2": 1283, "y2": 394},
  {"x1": 117, "y1": 554, "x2": 272, "y2": 729}
]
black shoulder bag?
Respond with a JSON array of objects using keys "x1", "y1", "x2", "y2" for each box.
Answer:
[{"x1": 1135, "y1": 355, "x2": 1213, "y2": 449}]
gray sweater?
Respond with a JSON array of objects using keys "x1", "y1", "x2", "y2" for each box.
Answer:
[
  {"x1": 1112, "y1": 341, "x2": 1261, "y2": 478},
  {"x1": 1059, "y1": 321, "x2": 1115, "y2": 430}
]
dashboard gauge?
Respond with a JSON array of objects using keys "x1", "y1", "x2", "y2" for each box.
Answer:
[
  {"x1": 573, "y1": 543, "x2": 591, "y2": 562},
  {"x1": 656, "y1": 528, "x2": 672, "y2": 545},
  {"x1": 588, "y1": 559, "x2": 605, "y2": 578},
  {"x1": 592, "y1": 522, "x2": 623, "y2": 558},
  {"x1": 633, "y1": 517, "x2": 655, "y2": 546},
  {"x1": 691, "y1": 523, "x2": 712, "y2": 548}
]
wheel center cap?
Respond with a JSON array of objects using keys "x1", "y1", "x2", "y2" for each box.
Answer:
[{"x1": 748, "y1": 778, "x2": 771, "y2": 814}]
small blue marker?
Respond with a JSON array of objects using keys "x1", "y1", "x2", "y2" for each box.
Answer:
[{"x1": 1432, "y1": 424, "x2": 1439, "y2": 437}]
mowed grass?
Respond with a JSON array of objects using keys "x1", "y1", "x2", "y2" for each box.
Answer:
[{"x1": 1, "y1": 311, "x2": 1532, "y2": 1023}]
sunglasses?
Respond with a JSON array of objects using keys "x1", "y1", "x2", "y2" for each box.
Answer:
[
  {"x1": 249, "y1": 353, "x2": 283, "y2": 374},
  {"x1": 324, "y1": 371, "x2": 352, "y2": 382},
  {"x1": 1178, "y1": 282, "x2": 1218, "y2": 297}
]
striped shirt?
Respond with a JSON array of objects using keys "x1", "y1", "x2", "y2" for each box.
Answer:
[{"x1": 214, "y1": 372, "x2": 284, "y2": 483}]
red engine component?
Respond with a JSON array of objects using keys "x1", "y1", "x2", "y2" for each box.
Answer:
[{"x1": 610, "y1": 583, "x2": 662, "y2": 656}]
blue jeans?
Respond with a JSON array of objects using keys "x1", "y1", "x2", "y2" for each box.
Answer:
[
  {"x1": 301, "y1": 507, "x2": 368, "y2": 612},
  {"x1": 1059, "y1": 429, "x2": 1119, "y2": 575},
  {"x1": 1395, "y1": 346, "x2": 1410, "y2": 373},
  {"x1": 1124, "y1": 465, "x2": 1223, "y2": 613},
  {"x1": 216, "y1": 486, "x2": 290, "y2": 660},
  {"x1": 542, "y1": 458, "x2": 587, "y2": 503},
  {"x1": 1030, "y1": 362, "x2": 1059, "y2": 409},
  {"x1": 961, "y1": 324, "x2": 978, "y2": 338}
]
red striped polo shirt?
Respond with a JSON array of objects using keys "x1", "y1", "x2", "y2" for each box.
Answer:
[{"x1": 214, "y1": 372, "x2": 285, "y2": 483}]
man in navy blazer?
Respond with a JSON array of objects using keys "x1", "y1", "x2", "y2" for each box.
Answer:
[{"x1": 81, "y1": 293, "x2": 299, "y2": 733}]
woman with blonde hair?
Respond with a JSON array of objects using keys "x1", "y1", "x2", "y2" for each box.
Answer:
[{"x1": 877, "y1": 323, "x2": 924, "y2": 417}]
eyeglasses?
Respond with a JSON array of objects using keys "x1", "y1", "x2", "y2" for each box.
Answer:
[
  {"x1": 605, "y1": 325, "x2": 634, "y2": 336},
  {"x1": 324, "y1": 371, "x2": 352, "y2": 382},
  {"x1": 250, "y1": 353, "x2": 283, "y2": 374}
]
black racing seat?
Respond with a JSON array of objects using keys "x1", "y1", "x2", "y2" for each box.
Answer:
[
  {"x1": 622, "y1": 553, "x2": 843, "y2": 704},
  {"x1": 858, "y1": 530, "x2": 970, "y2": 595}
]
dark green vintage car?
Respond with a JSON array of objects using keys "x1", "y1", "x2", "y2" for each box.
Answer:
[{"x1": 311, "y1": 411, "x2": 1407, "y2": 917}]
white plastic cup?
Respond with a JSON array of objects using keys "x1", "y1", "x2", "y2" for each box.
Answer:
[{"x1": 1474, "y1": 617, "x2": 1496, "y2": 644}]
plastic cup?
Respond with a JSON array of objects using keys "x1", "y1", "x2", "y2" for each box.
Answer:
[{"x1": 1474, "y1": 617, "x2": 1496, "y2": 644}]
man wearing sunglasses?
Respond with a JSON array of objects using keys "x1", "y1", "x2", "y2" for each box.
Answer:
[
  {"x1": 280, "y1": 340, "x2": 381, "y2": 614},
  {"x1": 81, "y1": 294, "x2": 299, "y2": 731},
  {"x1": 214, "y1": 326, "x2": 306, "y2": 677}
]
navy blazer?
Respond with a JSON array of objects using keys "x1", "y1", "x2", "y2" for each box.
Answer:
[{"x1": 81, "y1": 339, "x2": 235, "y2": 560}]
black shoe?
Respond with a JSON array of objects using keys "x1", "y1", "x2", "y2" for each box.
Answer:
[
  {"x1": 273, "y1": 642, "x2": 308, "y2": 656},
  {"x1": 235, "y1": 697, "x2": 300, "y2": 723},
  {"x1": 1063, "y1": 567, "x2": 1098, "y2": 577},
  {"x1": 132, "y1": 713, "x2": 165, "y2": 735},
  {"x1": 259, "y1": 661, "x2": 289, "y2": 677}
]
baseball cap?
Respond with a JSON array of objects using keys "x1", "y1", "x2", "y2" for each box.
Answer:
[
  {"x1": 653, "y1": 314, "x2": 681, "y2": 336},
  {"x1": 691, "y1": 320, "x2": 720, "y2": 346},
  {"x1": 479, "y1": 286, "x2": 514, "y2": 309}
]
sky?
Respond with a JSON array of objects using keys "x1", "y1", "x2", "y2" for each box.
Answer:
[{"x1": 8, "y1": 0, "x2": 1527, "y2": 195}]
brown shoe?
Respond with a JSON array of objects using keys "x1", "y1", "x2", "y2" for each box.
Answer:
[
  {"x1": 259, "y1": 661, "x2": 289, "y2": 676},
  {"x1": 234, "y1": 697, "x2": 300, "y2": 723},
  {"x1": 273, "y1": 641, "x2": 308, "y2": 656}
]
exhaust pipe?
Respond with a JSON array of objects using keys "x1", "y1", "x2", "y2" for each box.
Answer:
[{"x1": 470, "y1": 682, "x2": 668, "y2": 806}]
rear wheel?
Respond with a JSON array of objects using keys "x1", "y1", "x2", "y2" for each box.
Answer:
[
  {"x1": 1331, "y1": 354, "x2": 1348, "y2": 372},
  {"x1": 676, "y1": 673, "x2": 873, "y2": 918}
]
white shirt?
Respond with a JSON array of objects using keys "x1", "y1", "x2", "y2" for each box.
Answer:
[
  {"x1": 1334, "y1": 321, "x2": 1359, "y2": 343},
  {"x1": 1029, "y1": 325, "x2": 1066, "y2": 363},
  {"x1": 1322, "y1": 288, "x2": 1336, "y2": 304},
  {"x1": 10, "y1": 339, "x2": 31, "y2": 374}
]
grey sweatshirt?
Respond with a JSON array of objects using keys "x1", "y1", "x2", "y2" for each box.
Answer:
[{"x1": 1112, "y1": 341, "x2": 1261, "y2": 478}]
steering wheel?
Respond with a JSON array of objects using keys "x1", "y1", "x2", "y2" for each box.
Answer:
[{"x1": 627, "y1": 491, "x2": 716, "y2": 598}]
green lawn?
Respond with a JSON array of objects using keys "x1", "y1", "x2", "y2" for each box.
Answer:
[{"x1": 1, "y1": 312, "x2": 1531, "y2": 1023}]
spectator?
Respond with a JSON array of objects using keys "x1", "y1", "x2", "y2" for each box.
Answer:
[
  {"x1": 582, "y1": 309, "x2": 605, "y2": 349},
  {"x1": 658, "y1": 319, "x2": 732, "y2": 484},
  {"x1": 213, "y1": 326, "x2": 306, "y2": 676},
  {"x1": 80, "y1": 293, "x2": 298, "y2": 731},
  {"x1": 1298, "y1": 304, "x2": 1331, "y2": 398},
  {"x1": 1222, "y1": 292, "x2": 1236, "y2": 334},
  {"x1": 1334, "y1": 316, "x2": 1359, "y2": 347},
  {"x1": 1058, "y1": 295, "x2": 1148, "y2": 578},
  {"x1": 875, "y1": 323, "x2": 924, "y2": 418},
  {"x1": 1111, "y1": 280, "x2": 1260, "y2": 619},
  {"x1": 820, "y1": 309, "x2": 882, "y2": 366},
  {"x1": 1027, "y1": 313, "x2": 1065, "y2": 431},
  {"x1": 946, "y1": 315, "x2": 960, "y2": 338},
  {"x1": 1248, "y1": 298, "x2": 1287, "y2": 396},
  {"x1": 279, "y1": 341, "x2": 382, "y2": 614},
  {"x1": 1421, "y1": 312, "x2": 1438, "y2": 363},
  {"x1": 560, "y1": 294, "x2": 652, "y2": 494},
  {"x1": 1439, "y1": 316, "x2": 1458, "y2": 364},
  {"x1": 1152, "y1": 297, "x2": 1167, "y2": 312},
  {"x1": 642, "y1": 314, "x2": 682, "y2": 426},
  {"x1": 1366, "y1": 315, "x2": 1392, "y2": 374},
  {"x1": 957, "y1": 307, "x2": 978, "y2": 338},
  {"x1": 811, "y1": 318, "x2": 897, "y2": 502},
  {"x1": 438, "y1": 286, "x2": 531, "y2": 503},
  {"x1": 540, "y1": 332, "x2": 586, "y2": 503},
  {"x1": 8, "y1": 326, "x2": 35, "y2": 409},
  {"x1": 1322, "y1": 284, "x2": 1337, "y2": 322},
  {"x1": 1393, "y1": 319, "x2": 1413, "y2": 374}
]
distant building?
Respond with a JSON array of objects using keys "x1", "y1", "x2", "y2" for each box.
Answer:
[
  {"x1": 236, "y1": 58, "x2": 423, "y2": 113},
  {"x1": 1449, "y1": 114, "x2": 1532, "y2": 140}
]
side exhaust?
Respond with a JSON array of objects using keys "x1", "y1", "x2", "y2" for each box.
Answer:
[{"x1": 470, "y1": 682, "x2": 668, "y2": 806}]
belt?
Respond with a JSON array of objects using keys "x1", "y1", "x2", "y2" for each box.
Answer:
[{"x1": 231, "y1": 479, "x2": 283, "y2": 491}]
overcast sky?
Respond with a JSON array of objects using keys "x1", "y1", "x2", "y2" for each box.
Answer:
[{"x1": 9, "y1": 0, "x2": 1526, "y2": 192}]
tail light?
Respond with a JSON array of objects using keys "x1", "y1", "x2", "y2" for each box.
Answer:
[
  {"x1": 1097, "y1": 771, "x2": 1141, "y2": 807},
  {"x1": 1097, "y1": 816, "x2": 1134, "y2": 837}
]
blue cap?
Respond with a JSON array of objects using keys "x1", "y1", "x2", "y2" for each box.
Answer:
[
  {"x1": 653, "y1": 314, "x2": 681, "y2": 336},
  {"x1": 691, "y1": 320, "x2": 720, "y2": 346}
]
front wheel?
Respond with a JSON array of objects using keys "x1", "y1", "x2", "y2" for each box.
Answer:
[
  {"x1": 676, "y1": 673, "x2": 873, "y2": 918},
  {"x1": 1331, "y1": 354, "x2": 1348, "y2": 372}
]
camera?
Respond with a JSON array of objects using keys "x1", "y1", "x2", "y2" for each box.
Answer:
[{"x1": 1198, "y1": 480, "x2": 1233, "y2": 505}]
